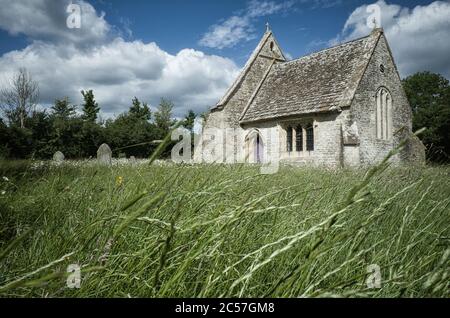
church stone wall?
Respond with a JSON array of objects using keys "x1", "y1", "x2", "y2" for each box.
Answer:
[
  {"x1": 312, "y1": 112, "x2": 345, "y2": 167},
  {"x1": 242, "y1": 111, "x2": 348, "y2": 168},
  {"x1": 224, "y1": 56, "x2": 275, "y2": 127},
  {"x1": 197, "y1": 30, "x2": 424, "y2": 167},
  {"x1": 350, "y1": 34, "x2": 417, "y2": 165},
  {"x1": 196, "y1": 33, "x2": 283, "y2": 163}
]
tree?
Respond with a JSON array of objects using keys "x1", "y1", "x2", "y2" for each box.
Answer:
[
  {"x1": 129, "y1": 97, "x2": 151, "y2": 121},
  {"x1": 154, "y1": 98, "x2": 175, "y2": 137},
  {"x1": 199, "y1": 111, "x2": 209, "y2": 128},
  {"x1": 403, "y1": 71, "x2": 450, "y2": 163},
  {"x1": 103, "y1": 97, "x2": 158, "y2": 158},
  {"x1": 81, "y1": 90, "x2": 100, "y2": 122},
  {"x1": 51, "y1": 97, "x2": 76, "y2": 119},
  {"x1": 0, "y1": 68, "x2": 39, "y2": 128},
  {"x1": 183, "y1": 110, "x2": 196, "y2": 132},
  {"x1": 79, "y1": 119, "x2": 104, "y2": 157},
  {"x1": 0, "y1": 118, "x2": 10, "y2": 158},
  {"x1": 28, "y1": 110, "x2": 53, "y2": 158}
]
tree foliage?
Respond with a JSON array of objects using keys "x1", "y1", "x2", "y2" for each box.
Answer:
[
  {"x1": 104, "y1": 97, "x2": 157, "y2": 158},
  {"x1": 154, "y1": 98, "x2": 176, "y2": 138},
  {"x1": 403, "y1": 71, "x2": 450, "y2": 163},
  {"x1": 129, "y1": 97, "x2": 151, "y2": 121},
  {"x1": 0, "y1": 87, "x2": 185, "y2": 160},
  {"x1": 51, "y1": 97, "x2": 76, "y2": 119},
  {"x1": 183, "y1": 110, "x2": 196, "y2": 132},
  {"x1": 81, "y1": 90, "x2": 100, "y2": 123}
]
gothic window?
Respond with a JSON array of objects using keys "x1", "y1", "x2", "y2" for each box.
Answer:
[
  {"x1": 286, "y1": 126, "x2": 293, "y2": 152},
  {"x1": 270, "y1": 41, "x2": 274, "y2": 51},
  {"x1": 306, "y1": 124, "x2": 314, "y2": 151},
  {"x1": 295, "y1": 125, "x2": 303, "y2": 151},
  {"x1": 376, "y1": 87, "x2": 392, "y2": 140}
]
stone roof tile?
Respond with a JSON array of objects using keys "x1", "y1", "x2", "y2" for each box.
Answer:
[{"x1": 240, "y1": 30, "x2": 382, "y2": 123}]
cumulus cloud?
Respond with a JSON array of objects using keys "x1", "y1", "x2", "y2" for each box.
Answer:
[
  {"x1": 199, "y1": 0, "x2": 295, "y2": 49},
  {"x1": 0, "y1": 0, "x2": 240, "y2": 117},
  {"x1": 333, "y1": 0, "x2": 450, "y2": 79},
  {"x1": 0, "y1": 0, "x2": 110, "y2": 47}
]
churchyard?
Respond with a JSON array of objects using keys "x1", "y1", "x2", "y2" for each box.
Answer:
[
  {"x1": 0, "y1": 0, "x2": 448, "y2": 301},
  {"x1": 0, "y1": 143, "x2": 448, "y2": 297}
]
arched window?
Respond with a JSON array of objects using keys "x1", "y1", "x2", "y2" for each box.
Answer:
[
  {"x1": 306, "y1": 124, "x2": 314, "y2": 151},
  {"x1": 295, "y1": 125, "x2": 303, "y2": 151},
  {"x1": 286, "y1": 126, "x2": 293, "y2": 152},
  {"x1": 376, "y1": 87, "x2": 392, "y2": 140}
]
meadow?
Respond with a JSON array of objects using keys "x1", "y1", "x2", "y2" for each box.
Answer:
[{"x1": 0, "y1": 159, "x2": 448, "y2": 298}]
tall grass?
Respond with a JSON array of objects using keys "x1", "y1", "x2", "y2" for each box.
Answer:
[{"x1": 0, "y1": 159, "x2": 448, "y2": 297}]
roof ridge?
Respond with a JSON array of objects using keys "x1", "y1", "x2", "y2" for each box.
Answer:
[{"x1": 284, "y1": 34, "x2": 371, "y2": 65}]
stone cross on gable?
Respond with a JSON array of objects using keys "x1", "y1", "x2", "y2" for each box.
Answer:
[{"x1": 266, "y1": 22, "x2": 271, "y2": 33}]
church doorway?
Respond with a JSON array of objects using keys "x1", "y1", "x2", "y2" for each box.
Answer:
[{"x1": 245, "y1": 130, "x2": 264, "y2": 163}]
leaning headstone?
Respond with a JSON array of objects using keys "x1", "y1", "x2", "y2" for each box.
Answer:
[
  {"x1": 52, "y1": 151, "x2": 65, "y2": 164},
  {"x1": 97, "y1": 143, "x2": 112, "y2": 166}
]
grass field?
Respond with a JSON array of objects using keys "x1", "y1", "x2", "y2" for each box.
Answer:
[{"x1": 0, "y1": 159, "x2": 449, "y2": 298}]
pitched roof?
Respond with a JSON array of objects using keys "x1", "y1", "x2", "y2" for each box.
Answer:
[
  {"x1": 212, "y1": 29, "x2": 285, "y2": 111},
  {"x1": 240, "y1": 29, "x2": 383, "y2": 124}
]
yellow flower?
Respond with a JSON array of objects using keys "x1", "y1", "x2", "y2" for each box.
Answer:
[{"x1": 115, "y1": 176, "x2": 124, "y2": 187}]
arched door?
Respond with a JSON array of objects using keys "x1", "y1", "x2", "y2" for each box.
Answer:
[
  {"x1": 245, "y1": 130, "x2": 264, "y2": 163},
  {"x1": 255, "y1": 134, "x2": 263, "y2": 163}
]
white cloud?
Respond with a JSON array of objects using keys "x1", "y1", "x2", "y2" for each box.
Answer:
[
  {"x1": 247, "y1": 0, "x2": 295, "y2": 17},
  {"x1": 333, "y1": 0, "x2": 450, "y2": 79},
  {"x1": 199, "y1": 16, "x2": 255, "y2": 50},
  {"x1": 0, "y1": 0, "x2": 110, "y2": 47},
  {"x1": 300, "y1": 0, "x2": 343, "y2": 9},
  {"x1": 0, "y1": 40, "x2": 239, "y2": 118},
  {"x1": 0, "y1": 0, "x2": 240, "y2": 118},
  {"x1": 199, "y1": 0, "x2": 295, "y2": 49},
  {"x1": 284, "y1": 52, "x2": 293, "y2": 60}
]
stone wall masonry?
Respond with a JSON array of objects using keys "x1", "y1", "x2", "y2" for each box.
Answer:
[
  {"x1": 242, "y1": 111, "x2": 347, "y2": 167},
  {"x1": 350, "y1": 33, "x2": 418, "y2": 165},
  {"x1": 198, "y1": 30, "x2": 424, "y2": 167},
  {"x1": 197, "y1": 33, "x2": 283, "y2": 163}
]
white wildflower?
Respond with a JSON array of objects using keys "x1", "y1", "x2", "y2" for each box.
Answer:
[
  {"x1": 1, "y1": 190, "x2": 5, "y2": 195},
  {"x1": 2, "y1": 176, "x2": 9, "y2": 182}
]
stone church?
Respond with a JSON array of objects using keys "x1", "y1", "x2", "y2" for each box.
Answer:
[{"x1": 194, "y1": 26, "x2": 425, "y2": 167}]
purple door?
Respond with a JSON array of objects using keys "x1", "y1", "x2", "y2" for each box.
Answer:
[{"x1": 255, "y1": 134, "x2": 263, "y2": 163}]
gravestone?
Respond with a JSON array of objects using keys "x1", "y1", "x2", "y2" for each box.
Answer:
[
  {"x1": 97, "y1": 143, "x2": 112, "y2": 166},
  {"x1": 129, "y1": 156, "x2": 137, "y2": 165},
  {"x1": 53, "y1": 151, "x2": 65, "y2": 163}
]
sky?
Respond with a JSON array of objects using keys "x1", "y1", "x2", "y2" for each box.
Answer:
[{"x1": 0, "y1": 0, "x2": 449, "y2": 119}]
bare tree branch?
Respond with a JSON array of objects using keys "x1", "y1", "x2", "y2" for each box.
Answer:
[{"x1": 0, "y1": 68, "x2": 39, "y2": 128}]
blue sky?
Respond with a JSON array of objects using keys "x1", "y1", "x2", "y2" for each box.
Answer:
[
  {"x1": 89, "y1": 0, "x2": 433, "y2": 63},
  {"x1": 0, "y1": 0, "x2": 449, "y2": 118}
]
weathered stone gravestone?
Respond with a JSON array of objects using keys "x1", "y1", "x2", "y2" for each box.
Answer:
[
  {"x1": 52, "y1": 151, "x2": 65, "y2": 163},
  {"x1": 97, "y1": 143, "x2": 112, "y2": 166},
  {"x1": 129, "y1": 156, "x2": 137, "y2": 165}
]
